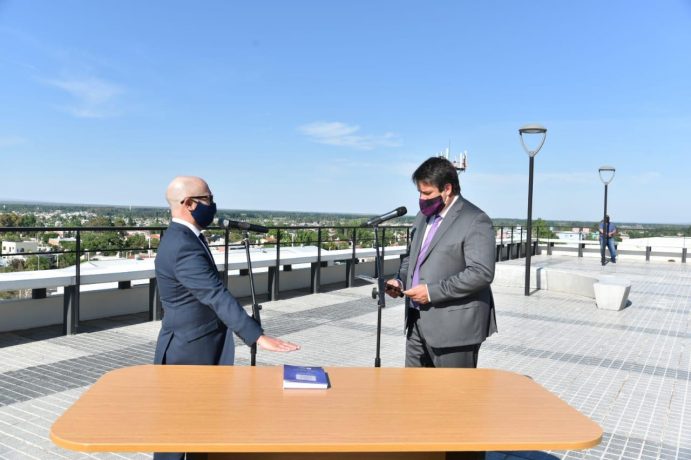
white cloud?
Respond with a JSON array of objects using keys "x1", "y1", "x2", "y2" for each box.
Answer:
[
  {"x1": 299, "y1": 121, "x2": 400, "y2": 150},
  {"x1": 42, "y1": 76, "x2": 124, "y2": 118}
]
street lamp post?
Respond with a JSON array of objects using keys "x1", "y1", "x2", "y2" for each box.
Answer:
[
  {"x1": 519, "y1": 124, "x2": 547, "y2": 296},
  {"x1": 598, "y1": 166, "x2": 616, "y2": 266}
]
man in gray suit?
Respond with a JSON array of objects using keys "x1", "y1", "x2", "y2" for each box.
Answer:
[{"x1": 386, "y1": 157, "x2": 497, "y2": 368}]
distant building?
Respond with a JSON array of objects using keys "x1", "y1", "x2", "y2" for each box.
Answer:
[
  {"x1": 555, "y1": 231, "x2": 584, "y2": 242},
  {"x1": 1, "y1": 241, "x2": 39, "y2": 260}
]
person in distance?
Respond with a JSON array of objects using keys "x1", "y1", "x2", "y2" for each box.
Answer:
[
  {"x1": 599, "y1": 215, "x2": 617, "y2": 263},
  {"x1": 386, "y1": 157, "x2": 497, "y2": 368},
  {"x1": 153, "y1": 176, "x2": 299, "y2": 460}
]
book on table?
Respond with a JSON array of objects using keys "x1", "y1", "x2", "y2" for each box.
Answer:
[{"x1": 283, "y1": 365, "x2": 329, "y2": 389}]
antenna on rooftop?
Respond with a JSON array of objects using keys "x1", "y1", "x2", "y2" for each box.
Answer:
[{"x1": 436, "y1": 143, "x2": 467, "y2": 174}]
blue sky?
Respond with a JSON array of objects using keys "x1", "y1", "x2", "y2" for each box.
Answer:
[{"x1": 1, "y1": 1, "x2": 690, "y2": 223}]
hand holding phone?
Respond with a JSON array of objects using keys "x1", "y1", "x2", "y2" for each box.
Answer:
[{"x1": 385, "y1": 281, "x2": 404, "y2": 298}]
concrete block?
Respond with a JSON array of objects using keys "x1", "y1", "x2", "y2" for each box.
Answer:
[{"x1": 594, "y1": 276, "x2": 631, "y2": 311}]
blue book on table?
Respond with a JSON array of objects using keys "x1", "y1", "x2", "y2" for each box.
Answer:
[{"x1": 283, "y1": 365, "x2": 329, "y2": 389}]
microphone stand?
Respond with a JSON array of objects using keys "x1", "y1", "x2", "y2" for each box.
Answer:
[
  {"x1": 242, "y1": 230, "x2": 262, "y2": 366},
  {"x1": 372, "y1": 224, "x2": 385, "y2": 368}
]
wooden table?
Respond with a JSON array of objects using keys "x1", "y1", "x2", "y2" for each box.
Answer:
[{"x1": 51, "y1": 365, "x2": 602, "y2": 460}]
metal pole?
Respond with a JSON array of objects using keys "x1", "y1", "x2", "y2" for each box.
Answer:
[
  {"x1": 525, "y1": 156, "x2": 534, "y2": 296},
  {"x1": 275, "y1": 230, "x2": 281, "y2": 298},
  {"x1": 601, "y1": 184, "x2": 608, "y2": 266},
  {"x1": 74, "y1": 230, "x2": 81, "y2": 333},
  {"x1": 223, "y1": 227, "x2": 229, "y2": 288},
  {"x1": 373, "y1": 225, "x2": 384, "y2": 368},
  {"x1": 244, "y1": 231, "x2": 261, "y2": 366}
]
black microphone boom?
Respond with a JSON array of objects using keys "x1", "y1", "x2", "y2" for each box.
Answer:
[
  {"x1": 361, "y1": 206, "x2": 407, "y2": 227},
  {"x1": 222, "y1": 219, "x2": 269, "y2": 234}
]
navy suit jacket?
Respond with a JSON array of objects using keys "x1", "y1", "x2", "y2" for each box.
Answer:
[{"x1": 153, "y1": 222, "x2": 262, "y2": 366}]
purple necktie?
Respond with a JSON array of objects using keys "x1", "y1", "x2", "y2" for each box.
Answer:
[{"x1": 411, "y1": 214, "x2": 442, "y2": 308}]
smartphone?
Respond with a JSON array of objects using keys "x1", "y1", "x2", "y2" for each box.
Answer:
[{"x1": 385, "y1": 282, "x2": 404, "y2": 298}]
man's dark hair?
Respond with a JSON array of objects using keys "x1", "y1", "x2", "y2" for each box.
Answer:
[{"x1": 412, "y1": 157, "x2": 461, "y2": 195}]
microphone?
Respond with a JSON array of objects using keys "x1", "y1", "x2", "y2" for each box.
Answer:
[
  {"x1": 221, "y1": 219, "x2": 269, "y2": 234},
  {"x1": 361, "y1": 206, "x2": 407, "y2": 227}
]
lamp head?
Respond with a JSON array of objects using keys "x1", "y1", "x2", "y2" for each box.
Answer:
[
  {"x1": 518, "y1": 124, "x2": 547, "y2": 157},
  {"x1": 598, "y1": 165, "x2": 616, "y2": 185}
]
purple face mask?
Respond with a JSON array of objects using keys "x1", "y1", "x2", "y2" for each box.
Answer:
[{"x1": 419, "y1": 195, "x2": 445, "y2": 217}]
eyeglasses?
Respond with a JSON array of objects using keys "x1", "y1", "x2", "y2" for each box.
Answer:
[{"x1": 180, "y1": 195, "x2": 214, "y2": 205}]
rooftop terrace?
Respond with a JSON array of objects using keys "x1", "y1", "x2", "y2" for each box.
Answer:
[{"x1": 0, "y1": 255, "x2": 689, "y2": 460}]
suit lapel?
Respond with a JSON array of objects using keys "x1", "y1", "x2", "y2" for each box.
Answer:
[
  {"x1": 407, "y1": 215, "x2": 427, "y2": 281},
  {"x1": 418, "y1": 196, "x2": 465, "y2": 266},
  {"x1": 174, "y1": 222, "x2": 218, "y2": 271}
]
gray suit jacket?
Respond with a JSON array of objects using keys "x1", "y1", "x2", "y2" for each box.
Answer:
[{"x1": 399, "y1": 195, "x2": 497, "y2": 348}]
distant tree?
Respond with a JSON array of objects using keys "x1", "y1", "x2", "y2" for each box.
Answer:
[
  {"x1": 41, "y1": 232, "x2": 59, "y2": 244},
  {"x1": 24, "y1": 255, "x2": 52, "y2": 270},
  {"x1": 124, "y1": 234, "x2": 147, "y2": 254},
  {"x1": 56, "y1": 241, "x2": 77, "y2": 268},
  {"x1": 85, "y1": 216, "x2": 114, "y2": 227},
  {"x1": 357, "y1": 228, "x2": 375, "y2": 247},
  {"x1": 81, "y1": 231, "x2": 125, "y2": 256},
  {"x1": 533, "y1": 218, "x2": 557, "y2": 240},
  {"x1": 55, "y1": 215, "x2": 80, "y2": 227},
  {"x1": 5, "y1": 258, "x2": 26, "y2": 271},
  {"x1": 18, "y1": 214, "x2": 38, "y2": 227},
  {"x1": 0, "y1": 213, "x2": 21, "y2": 227},
  {"x1": 296, "y1": 229, "x2": 317, "y2": 245},
  {"x1": 0, "y1": 232, "x2": 21, "y2": 242}
]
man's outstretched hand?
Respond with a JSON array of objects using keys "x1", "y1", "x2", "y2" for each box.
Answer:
[{"x1": 256, "y1": 335, "x2": 300, "y2": 352}]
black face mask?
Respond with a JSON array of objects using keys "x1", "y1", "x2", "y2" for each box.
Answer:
[{"x1": 191, "y1": 201, "x2": 217, "y2": 228}]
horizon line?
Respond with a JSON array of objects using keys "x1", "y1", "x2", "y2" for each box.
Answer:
[{"x1": 0, "y1": 199, "x2": 689, "y2": 227}]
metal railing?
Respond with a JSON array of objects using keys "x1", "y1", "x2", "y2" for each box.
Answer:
[
  {"x1": 17, "y1": 223, "x2": 683, "y2": 278},
  {"x1": 0, "y1": 223, "x2": 540, "y2": 277},
  {"x1": 0, "y1": 224, "x2": 415, "y2": 334},
  {"x1": 535, "y1": 226, "x2": 689, "y2": 262},
  {"x1": 0, "y1": 224, "x2": 411, "y2": 295},
  {"x1": 0, "y1": 223, "x2": 551, "y2": 335}
]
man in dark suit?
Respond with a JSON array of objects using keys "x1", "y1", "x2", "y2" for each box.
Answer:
[
  {"x1": 387, "y1": 157, "x2": 497, "y2": 368},
  {"x1": 154, "y1": 176, "x2": 299, "y2": 460}
]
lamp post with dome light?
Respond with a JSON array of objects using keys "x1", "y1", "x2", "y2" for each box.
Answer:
[
  {"x1": 598, "y1": 166, "x2": 616, "y2": 266},
  {"x1": 519, "y1": 124, "x2": 547, "y2": 296}
]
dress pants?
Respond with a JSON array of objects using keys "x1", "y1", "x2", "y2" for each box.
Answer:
[
  {"x1": 600, "y1": 237, "x2": 617, "y2": 262},
  {"x1": 405, "y1": 308, "x2": 480, "y2": 368}
]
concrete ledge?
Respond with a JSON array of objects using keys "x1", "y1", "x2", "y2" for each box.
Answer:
[
  {"x1": 494, "y1": 264, "x2": 596, "y2": 298},
  {"x1": 594, "y1": 276, "x2": 631, "y2": 311},
  {"x1": 494, "y1": 263, "x2": 631, "y2": 309},
  {"x1": 0, "y1": 258, "x2": 400, "y2": 332},
  {"x1": 0, "y1": 246, "x2": 408, "y2": 291}
]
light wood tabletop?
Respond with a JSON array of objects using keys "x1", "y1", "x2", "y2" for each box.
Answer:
[{"x1": 51, "y1": 365, "x2": 601, "y2": 457}]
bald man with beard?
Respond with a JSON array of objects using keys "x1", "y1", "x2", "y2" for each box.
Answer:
[{"x1": 153, "y1": 176, "x2": 299, "y2": 460}]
